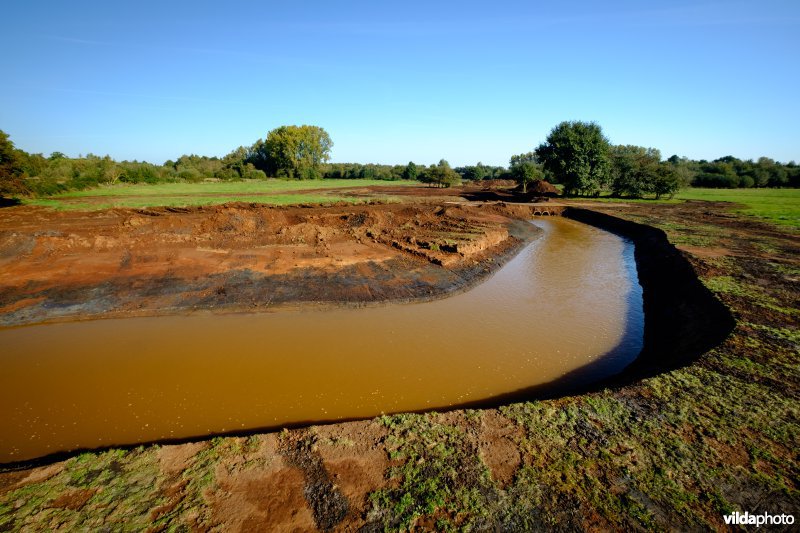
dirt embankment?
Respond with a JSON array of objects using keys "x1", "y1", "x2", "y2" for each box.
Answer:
[
  {"x1": 0, "y1": 201, "x2": 540, "y2": 326},
  {"x1": 564, "y1": 207, "x2": 735, "y2": 383}
]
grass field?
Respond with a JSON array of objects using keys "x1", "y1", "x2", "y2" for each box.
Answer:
[
  {"x1": 28, "y1": 194, "x2": 378, "y2": 211},
  {"x1": 674, "y1": 188, "x2": 800, "y2": 228},
  {"x1": 22, "y1": 181, "x2": 800, "y2": 229},
  {"x1": 579, "y1": 188, "x2": 800, "y2": 228},
  {"x1": 24, "y1": 179, "x2": 418, "y2": 210}
]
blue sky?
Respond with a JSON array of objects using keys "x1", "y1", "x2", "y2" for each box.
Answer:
[{"x1": 2, "y1": 1, "x2": 799, "y2": 166}]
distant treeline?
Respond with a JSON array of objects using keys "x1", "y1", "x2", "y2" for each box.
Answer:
[
  {"x1": 1, "y1": 125, "x2": 798, "y2": 199},
  {"x1": 686, "y1": 155, "x2": 799, "y2": 189},
  {"x1": 0, "y1": 127, "x2": 465, "y2": 196}
]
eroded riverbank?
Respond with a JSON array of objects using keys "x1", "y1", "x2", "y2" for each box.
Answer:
[
  {"x1": 0, "y1": 202, "x2": 542, "y2": 326},
  {"x1": 0, "y1": 217, "x2": 643, "y2": 463}
]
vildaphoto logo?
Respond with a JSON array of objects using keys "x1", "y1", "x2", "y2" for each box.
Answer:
[{"x1": 723, "y1": 511, "x2": 795, "y2": 527}]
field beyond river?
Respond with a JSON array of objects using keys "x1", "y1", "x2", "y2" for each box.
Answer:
[{"x1": 0, "y1": 183, "x2": 797, "y2": 531}]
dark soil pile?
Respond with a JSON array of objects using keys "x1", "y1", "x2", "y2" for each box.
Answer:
[{"x1": 526, "y1": 180, "x2": 559, "y2": 196}]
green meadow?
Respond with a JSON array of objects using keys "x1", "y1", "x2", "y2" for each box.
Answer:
[
  {"x1": 23, "y1": 179, "x2": 417, "y2": 210},
  {"x1": 674, "y1": 188, "x2": 800, "y2": 228}
]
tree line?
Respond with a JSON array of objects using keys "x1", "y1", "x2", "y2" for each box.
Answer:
[
  {"x1": 2, "y1": 123, "x2": 798, "y2": 200},
  {"x1": 0, "y1": 126, "x2": 462, "y2": 198},
  {"x1": 501, "y1": 121, "x2": 800, "y2": 198}
]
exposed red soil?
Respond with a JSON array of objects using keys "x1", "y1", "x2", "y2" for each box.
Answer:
[
  {"x1": 523, "y1": 180, "x2": 559, "y2": 196},
  {"x1": 48, "y1": 489, "x2": 97, "y2": 511},
  {"x1": 0, "y1": 201, "x2": 541, "y2": 326},
  {"x1": 211, "y1": 458, "x2": 316, "y2": 532},
  {"x1": 356, "y1": 181, "x2": 560, "y2": 204},
  {"x1": 478, "y1": 410, "x2": 524, "y2": 487},
  {"x1": 157, "y1": 442, "x2": 209, "y2": 476}
]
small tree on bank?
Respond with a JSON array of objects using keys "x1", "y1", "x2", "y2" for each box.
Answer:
[
  {"x1": 510, "y1": 160, "x2": 543, "y2": 193},
  {"x1": 651, "y1": 164, "x2": 681, "y2": 199}
]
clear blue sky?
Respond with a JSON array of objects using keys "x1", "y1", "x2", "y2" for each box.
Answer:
[{"x1": 2, "y1": 1, "x2": 799, "y2": 167}]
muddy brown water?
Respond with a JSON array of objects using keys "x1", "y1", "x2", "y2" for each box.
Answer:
[{"x1": 0, "y1": 217, "x2": 643, "y2": 463}]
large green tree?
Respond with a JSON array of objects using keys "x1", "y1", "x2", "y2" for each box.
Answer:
[
  {"x1": 651, "y1": 163, "x2": 681, "y2": 199},
  {"x1": 0, "y1": 130, "x2": 29, "y2": 198},
  {"x1": 402, "y1": 161, "x2": 418, "y2": 181},
  {"x1": 249, "y1": 125, "x2": 332, "y2": 179},
  {"x1": 609, "y1": 145, "x2": 662, "y2": 198},
  {"x1": 535, "y1": 121, "x2": 610, "y2": 196},
  {"x1": 422, "y1": 159, "x2": 460, "y2": 188}
]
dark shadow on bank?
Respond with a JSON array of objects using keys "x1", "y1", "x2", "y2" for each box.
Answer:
[
  {"x1": 0, "y1": 197, "x2": 22, "y2": 208},
  {"x1": 459, "y1": 189, "x2": 554, "y2": 204},
  {"x1": 405, "y1": 207, "x2": 735, "y2": 406},
  {"x1": 0, "y1": 208, "x2": 736, "y2": 472},
  {"x1": 377, "y1": 207, "x2": 734, "y2": 406},
  {"x1": 563, "y1": 208, "x2": 735, "y2": 381}
]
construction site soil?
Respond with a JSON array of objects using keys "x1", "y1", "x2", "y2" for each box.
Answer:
[{"x1": 0, "y1": 201, "x2": 541, "y2": 326}]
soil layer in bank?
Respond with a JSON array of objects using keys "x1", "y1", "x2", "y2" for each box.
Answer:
[{"x1": 0, "y1": 201, "x2": 540, "y2": 326}]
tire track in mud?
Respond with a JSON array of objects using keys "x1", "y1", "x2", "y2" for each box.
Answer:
[{"x1": 279, "y1": 429, "x2": 349, "y2": 531}]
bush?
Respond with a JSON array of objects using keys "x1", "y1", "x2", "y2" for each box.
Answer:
[
  {"x1": 241, "y1": 166, "x2": 266, "y2": 180},
  {"x1": 176, "y1": 168, "x2": 204, "y2": 183},
  {"x1": 693, "y1": 173, "x2": 740, "y2": 188}
]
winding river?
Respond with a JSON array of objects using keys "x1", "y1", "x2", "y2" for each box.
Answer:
[{"x1": 0, "y1": 217, "x2": 643, "y2": 463}]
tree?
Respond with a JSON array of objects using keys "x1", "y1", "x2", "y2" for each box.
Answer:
[
  {"x1": 0, "y1": 130, "x2": 29, "y2": 198},
  {"x1": 666, "y1": 155, "x2": 698, "y2": 188},
  {"x1": 102, "y1": 156, "x2": 124, "y2": 185},
  {"x1": 754, "y1": 157, "x2": 788, "y2": 187},
  {"x1": 457, "y1": 162, "x2": 489, "y2": 181},
  {"x1": 609, "y1": 145, "x2": 662, "y2": 198},
  {"x1": 509, "y1": 158, "x2": 543, "y2": 194},
  {"x1": 402, "y1": 161, "x2": 418, "y2": 181},
  {"x1": 249, "y1": 125, "x2": 332, "y2": 179},
  {"x1": 509, "y1": 152, "x2": 537, "y2": 168},
  {"x1": 788, "y1": 162, "x2": 800, "y2": 188},
  {"x1": 424, "y1": 159, "x2": 461, "y2": 188},
  {"x1": 693, "y1": 161, "x2": 740, "y2": 188},
  {"x1": 651, "y1": 164, "x2": 681, "y2": 199},
  {"x1": 535, "y1": 121, "x2": 610, "y2": 196}
]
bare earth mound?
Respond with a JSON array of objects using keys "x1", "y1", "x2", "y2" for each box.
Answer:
[
  {"x1": 525, "y1": 179, "x2": 559, "y2": 196},
  {"x1": 0, "y1": 201, "x2": 540, "y2": 326}
]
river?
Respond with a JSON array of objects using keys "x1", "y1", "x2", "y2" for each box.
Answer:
[{"x1": 0, "y1": 217, "x2": 643, "y2": 463}]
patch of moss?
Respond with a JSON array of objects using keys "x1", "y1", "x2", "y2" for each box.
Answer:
[
  {"x1": 367, "y1": 413, "x2": 497, "y2": 531},
  {"x1": 1, "y1": 447, "x2": 165, "y2": 531}
]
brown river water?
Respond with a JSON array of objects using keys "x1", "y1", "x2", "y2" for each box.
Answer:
[{"x1": 0, "y1": 217, "x2": 643, "y2": 463}]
